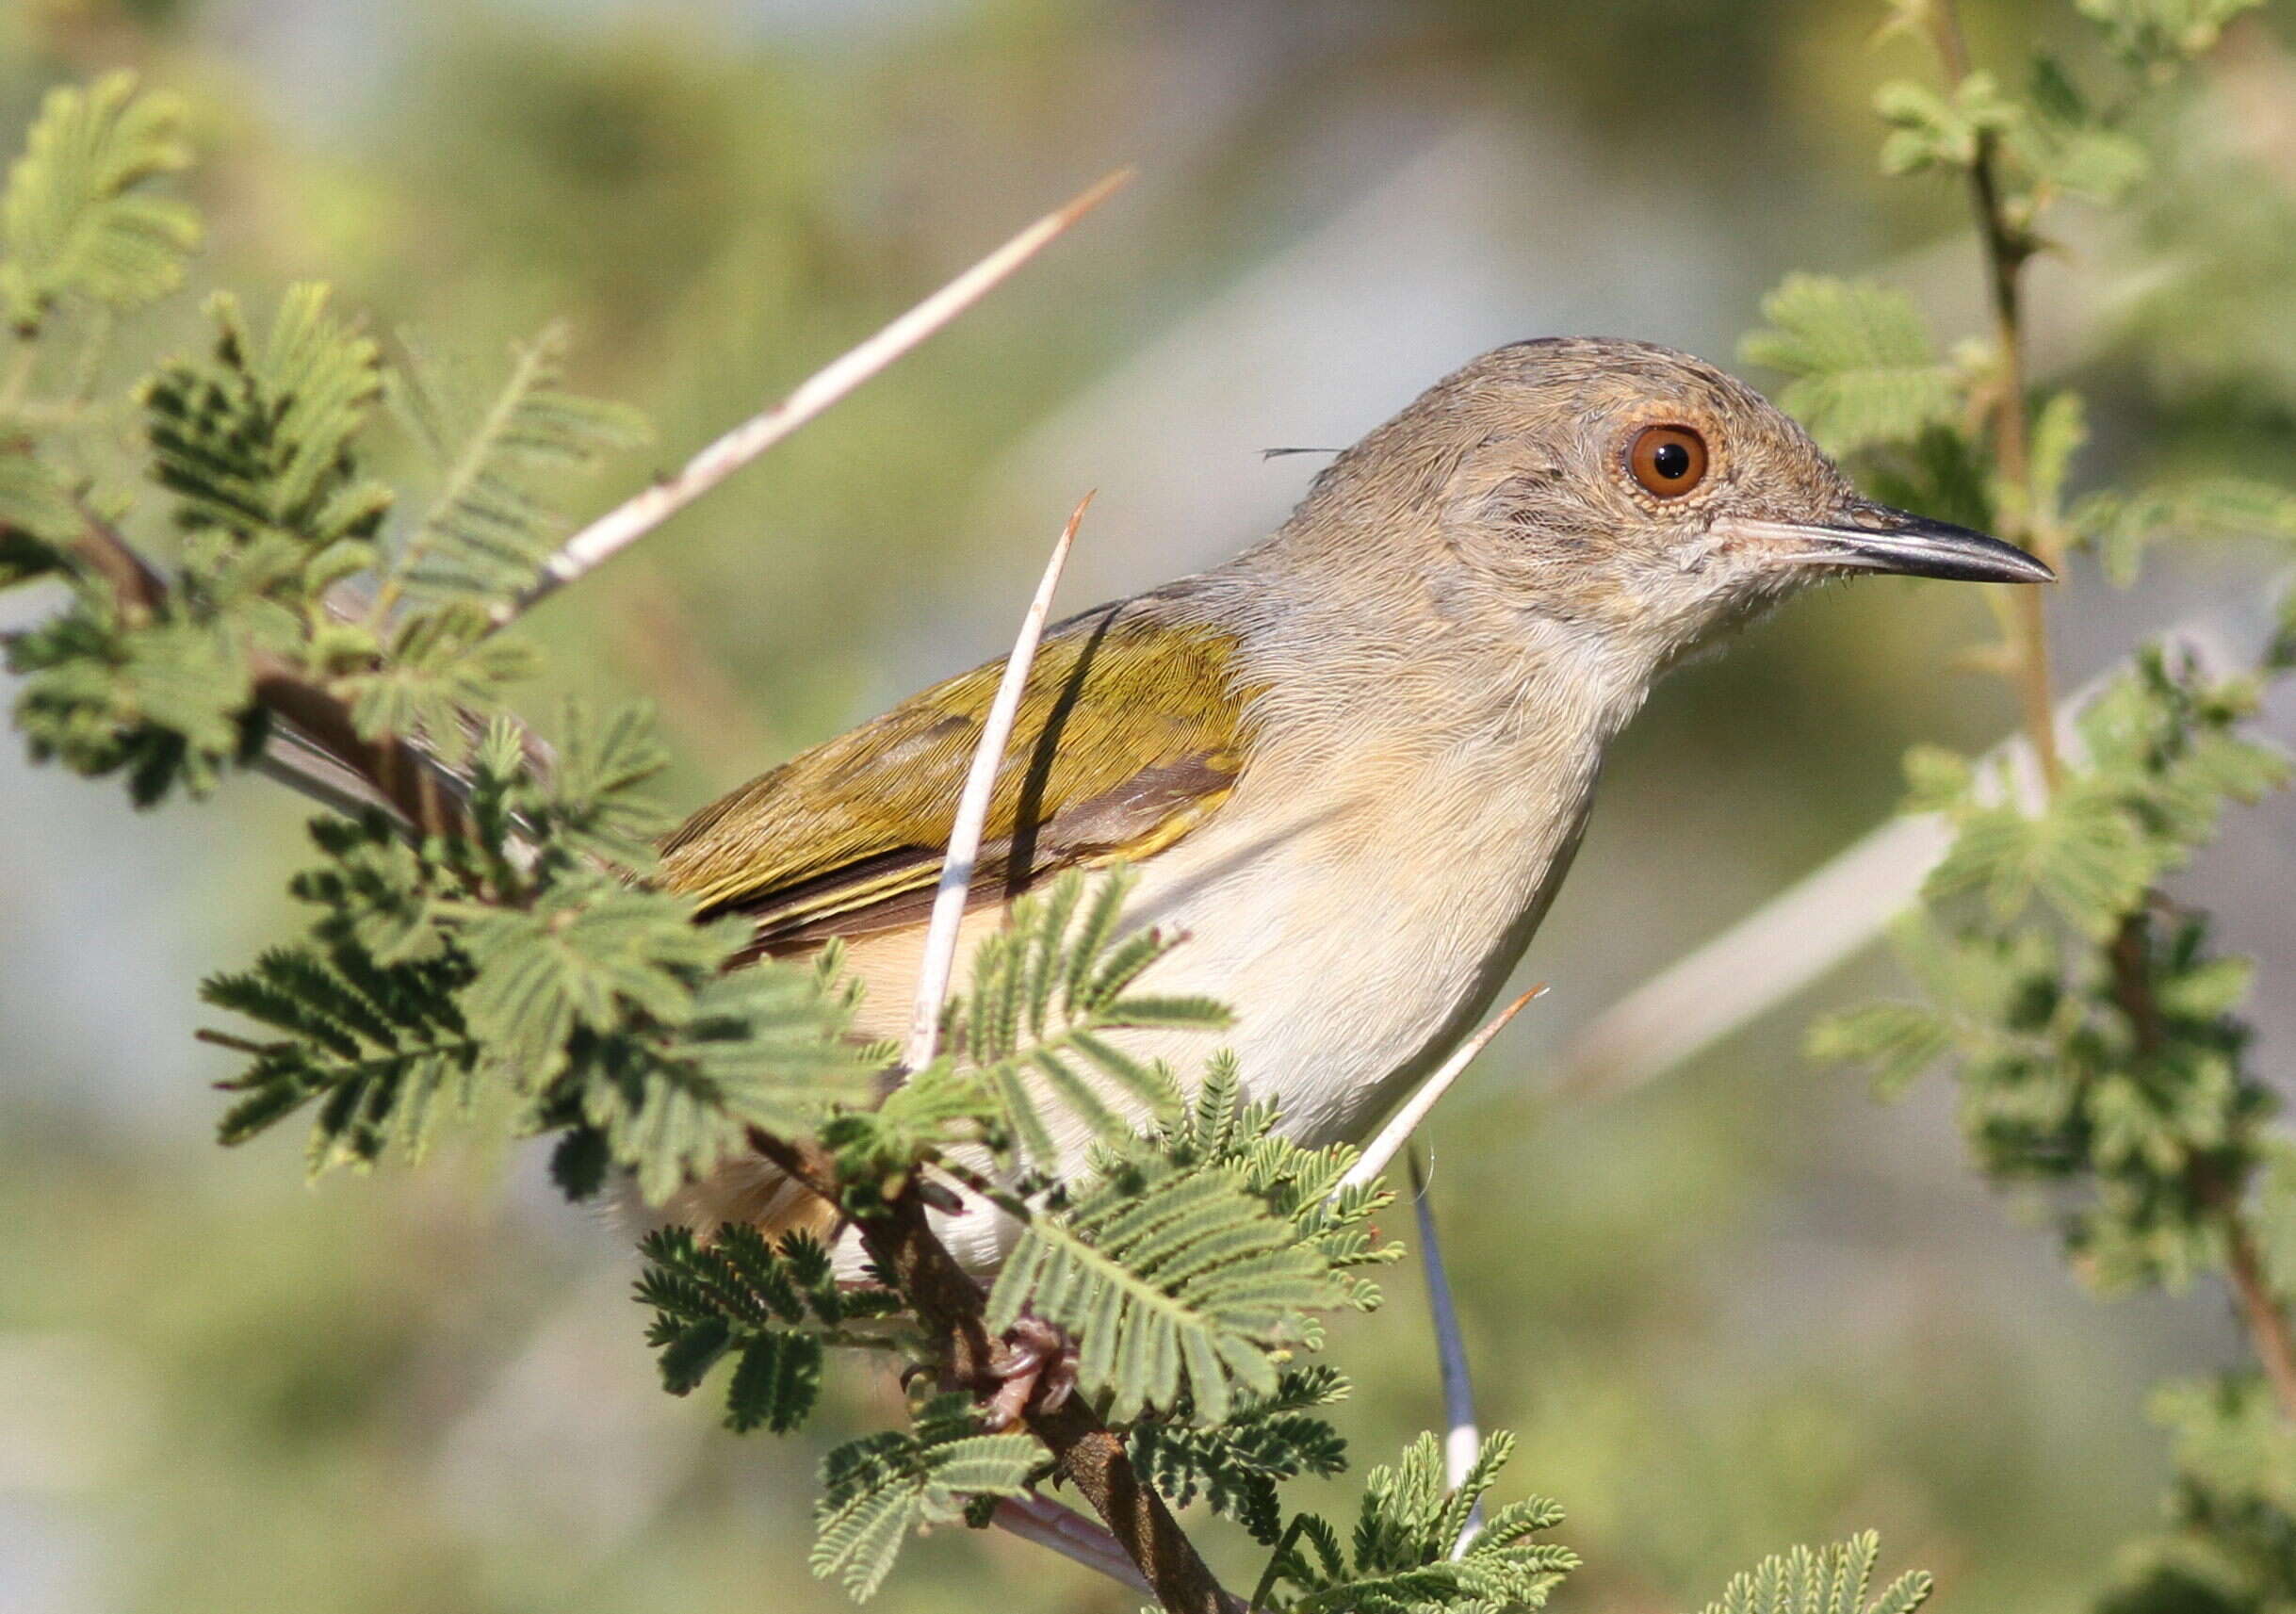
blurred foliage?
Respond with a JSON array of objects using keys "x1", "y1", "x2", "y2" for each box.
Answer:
[{"x1": 1772, "y1": 5, "x2": 2296, "y2": 1614}]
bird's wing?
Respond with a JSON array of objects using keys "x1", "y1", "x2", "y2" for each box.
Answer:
[{"x1": 658, "y1": 598, "x2": 1258, "y2": 956}]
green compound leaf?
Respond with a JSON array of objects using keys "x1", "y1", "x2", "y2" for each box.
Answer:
[
  {"x1": 456, "y1": 878, "x2": 721, "y2": 1079},
  {"x1": 1740, "y1": 276, "x2": 1959, "y2": 456},
  {"x1": 383, "y1": 322, "x2": 647, "y2": 607},
  {"x1": 1262, "y1": 1431, "x2": 1576, "y2": 1614},
  {"x1": 204, "y1": 939, "x2": 480, "y2": 1174},
  {"x1": 1923, "y1": 785, "x2": 2155, "y2": 939},
  {"x1": 0, "y1": 72, "x2": 199, "y2": 332},
  {"x1": 944, "y1": 867, "x2": 1224, "y2": 1168},
  {"x1": 811, "y1": 1394, "x2": 1040, "y2": 1602},
  {"x1": 1696, "y1": 1532, "x2": 1931, "y2": 1614},
  {"x1": 1130, "y1": 1365, "x2": 1352, "y2": 1544},
  {"x1": 635, "y1": 1225, "x2": 889, "y2": 1434},
  {"x1": 143, "y1": 285, "x2": 391, "y2": 548},
  {"x1": 986, "y1": 1155, "x2": 1347, "y2": 1425},
  {"x1": 577, "y1": 956, "x2": 882, "y2": 1204},
  {"x1": 1806, "y1": 1001, "x2": 1958, "y2": 1098}
]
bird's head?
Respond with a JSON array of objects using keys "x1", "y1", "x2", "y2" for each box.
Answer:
[{"x1": 1285, "y1": 336, "x2": 2050, "y2": 679}]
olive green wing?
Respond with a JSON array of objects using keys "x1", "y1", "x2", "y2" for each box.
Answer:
[{"x1": 658, "y1": 599, "x2": 1259, "y2": 956}]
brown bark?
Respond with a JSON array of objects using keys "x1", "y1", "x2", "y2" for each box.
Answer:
[
  {"x1": 745, "y1": 1130, "x2": 1240, "y2": 1614},
  {"x1": 50, "y1": 510, "x2": 471, "y2": 840},
  {"x1": 2110, "y1": 912, "x2": 2296, "y2": 1422}
]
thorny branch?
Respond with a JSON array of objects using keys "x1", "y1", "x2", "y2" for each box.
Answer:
[
  {"x1": 2108, "y1": 909, "x2": 2296, "y2": 1422},
  {"x1": 743, "y1": 1128, "x2": 1242, "y2": 1614},
  {"x1": 862, "y1": 492, "x2": 1241, "y2": 1613},
  {"x1": 1938, "y1": 0, "x2": 2296, "y2": 1423},
  {"x1": 1925, "y1": 0, "x2": 2064, "y2": 794},
  {"x1": 52, "y1": 508, "x2": 474, "y2": 840}
]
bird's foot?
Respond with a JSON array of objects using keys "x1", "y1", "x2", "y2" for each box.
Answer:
[{"x1": 980, "y1": 1314, "x2": 1078, "y2": 1430}]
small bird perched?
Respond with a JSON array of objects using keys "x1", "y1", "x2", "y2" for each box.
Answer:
[{"x1": 659, "y1": 337, "x2": 2049, "y2": 1270}]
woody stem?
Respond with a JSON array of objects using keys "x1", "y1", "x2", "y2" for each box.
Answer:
[{"x1": 1929, "y1": 0, "x2": 2062, "y2": 795}]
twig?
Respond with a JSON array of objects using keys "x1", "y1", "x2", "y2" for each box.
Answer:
[
  {"x1": 1408, "y1": 1149, "x2": 1484, "y2": 1555},
  {"x1": 252, "y1": 728, "x2": 400, "y2": 822},
  {"x1": 1946, "y1": 2, "x2": 2294, "y2": 1420},
  {"x1": 903, "y1": 490, "x2": 1090, "y2": 1068},
  {"x1": 2222, "y1": 1206, "x2": 2296, "y2": 1423},
  {"x1": 744, "y1": 1127, "x2": 1238, "y2": 1614},
  {"x1": 50, "y1": 510, "x2": 471, "y2": 838},
  {"x1": 502, "y1": 171, "x2": 1132, "y2": 624},
  {"x1": 991, "y1": 1493, "x2": 1155, "y2": 1597},
  {"x1": 1342, "y1": 989, "x2": 1542, "y2": 1193},
  {"x1": 2110, "y1": 911, "x2": 2296, "y2": 1421},
  {"x1": 1926, "y1": 0, "x2": 2063, "y2": 794},
  {"x1": 248, "y1": 663, "x2": 464, "y2": 839}
]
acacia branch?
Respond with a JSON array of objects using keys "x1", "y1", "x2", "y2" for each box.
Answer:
[
  {"x1": 1927, "y1": 0, "x2": 2063, "y2": 794},
  {"x1": 1947, "y1": 0, "x2": 2296, "y2": 1420},
  {"x1": 2221, "y1": 1210, "x2": 2296, "y2": 1423},
  {"x1": 501, "y1": 171, "x2": 1132, "y2": 625},
  {"x1": 2109, "y1": 909, "x2": 2296, "y2": 1421},
  {"x1": 745, "y1": 1129, "x2": 1237, "y2": 1614},
  {"x1": 752, "y1": 491, "x2": 1236, "y2": 1614},
  {"x1": 53, "y1": 509, "x2": 471, "y2": 839}
]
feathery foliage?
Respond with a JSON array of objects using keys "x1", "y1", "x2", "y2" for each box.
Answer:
[
  {"x1": 975, "y1": 1043, "x2": 1397, "y2": 1427},
  {"x1": 986, "y1": 1154, "x2": 1348, "y2": 1424},
  {"x1": 1260, "y1": 1432, "x2": 1577, "y2": 1614},
  {"x1": 204, "y1": 717, "x2": 881, "y2": 1200},
  {"x1": 811, "y1": 1394, "x2": 1042, "y2": 1602},
  {"x1": 635, "y1": 1225, "x2": 904, "y2": 1433},
  {"x1": 0, "y1": 73, "x2": 197, "y2": 333},
  {"x1": 2094, "y1": 1365, "x2": 2296, "y2": 1613},
  {"x1": 143, "y1": 285, "x2": 392, "y2": 548},
  {"x1": 204, "y1": 932, "x2": 480, "y2": 1171},
  {"x1": 942, "y1": 866, "x2": 1225, "y2": 1166},
  {"x1": 382, "y1": 324, "x2": 648, "y2": 609},
  {"x1": 10, "y1": 282, "x2": 395, "y2": 805},
  {"x1": 820, "y1": 867, "x2": 1227, "y2": 1191},
  {"x1": 1694, "y1": 1533, "x2": 1931, "y2": 1614},
  {"x1": 1149, "y1": 1053, "x2": 1402, "y2": 1312},
  {"x1": 1129, "y1": 1365, "x2": 1352, "y2": 1543},
  {"x1": 1739, "y1": 276, "x2": 1958, "y2": 457}
]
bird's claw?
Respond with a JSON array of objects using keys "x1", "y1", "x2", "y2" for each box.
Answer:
[{"x1": 981, "y1": 1314, "x2": 1077, "y2": 1429}]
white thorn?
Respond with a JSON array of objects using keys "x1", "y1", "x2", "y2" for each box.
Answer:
[
  {"x1": 902, "y1": 493, "x2": 1091, "y2": 1069},
  {"x1": 501, "y1": 171, "x2": 1130, "y2": 624},
  {"x1": 1341, "y1": 986, "x2": 1542, "y2": 1193}
]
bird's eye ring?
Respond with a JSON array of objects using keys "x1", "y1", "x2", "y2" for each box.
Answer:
[{"x1": 1627, "y1": 424, "x2": 1708, "y2": 498}]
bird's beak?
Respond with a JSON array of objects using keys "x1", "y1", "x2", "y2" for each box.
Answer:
[{"x1": 1716, "y1": 504, "x2": 2055, "y2": 584}]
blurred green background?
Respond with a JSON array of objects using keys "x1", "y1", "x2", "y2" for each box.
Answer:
[{"x1": 5, "y1": 1, "x2": 2296, "y2": 1610}]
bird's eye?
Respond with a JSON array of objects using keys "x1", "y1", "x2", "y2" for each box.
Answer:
[{"x1": 1627, "y1": 424, "x2": 1708, "y2": 498}]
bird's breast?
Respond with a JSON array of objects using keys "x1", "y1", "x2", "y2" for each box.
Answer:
[{"x1": 1114, "y1": 715, "x2": 1605, "y2": 1150}]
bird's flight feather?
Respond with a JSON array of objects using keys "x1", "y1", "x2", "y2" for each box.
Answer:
[{"x1": 657, "y1": 595, "x2": 1260, "y2": 956}]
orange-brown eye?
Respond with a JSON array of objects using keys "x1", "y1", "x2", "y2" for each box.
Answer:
[{"x1": 1628, "y1": 424, "x2": 1708, "y2": 497}]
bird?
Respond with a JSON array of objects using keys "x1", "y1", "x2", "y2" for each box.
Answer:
[{"x1": 655, "y1": 336, "x2": 2050, "y2": 1275}]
